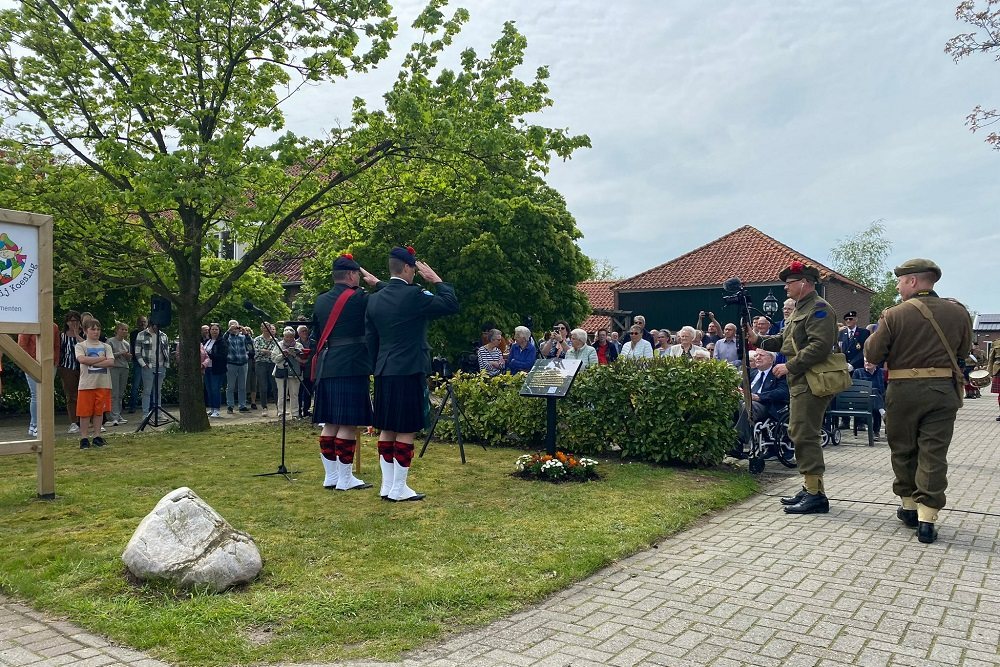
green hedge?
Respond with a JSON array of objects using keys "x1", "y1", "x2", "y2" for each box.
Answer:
[{"x1": 431, "y1": 357, "x2": 741, "y2": 466}]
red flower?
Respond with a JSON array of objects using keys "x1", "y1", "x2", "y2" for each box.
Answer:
[
  {"x1": 790, "y1": 260, "x2": 805, "y2": 272},
  {"x1": 406, "y1": 245, "x2": 416, "y2": 255}
]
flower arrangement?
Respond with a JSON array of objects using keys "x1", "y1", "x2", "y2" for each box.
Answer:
[{"x1": 514, "y1": 451, "x2": 600, "y2": 482}]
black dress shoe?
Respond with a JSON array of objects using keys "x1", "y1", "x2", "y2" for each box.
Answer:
[
  {"x1": 783, "y1": 493, "x2": 829, "y2": 514},
  {"x1": 995, "y1": 415, "x2": 1000, "y2": 422},
  {"x1": 917, "y1": 521, "x2": 938, "y2": 544},
  {"x1": 324, "y1": 484, "x2": 336, "y2": 490},
  {"x1": 339, "y1": 482, "x2": 373, "y2": 491},
  {"x1": 779, "y1": 488, "x2": 808, "y2": 505},
  {"x1": 380, "y1": 495, "x2": 389, "y2": 500},
  {"x1": 896, "y1": 508, "x2": 918, "y2": 528},
  {"x1": 389, "y1": 493, "x2": 425, "y2": 502}
]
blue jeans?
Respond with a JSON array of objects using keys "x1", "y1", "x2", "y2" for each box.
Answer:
[
  {"x1": 26, "y1": 375, "x2": 38, "y2": 431},
  {"x1": 226, "y1": 363, "x2": 248, "y2": 409},
  {"x1": 140, "y1": 367, "x2": 165, "y2": 415},
  {"x1": 128, "y1": 360, "x2": 143, "y2": 410},
  {"x1": 204, "y1": 372, "x2": 224, "y2": 410}
]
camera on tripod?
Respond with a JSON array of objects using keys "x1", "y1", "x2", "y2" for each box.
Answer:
[
  {"x1": 722, "y1": 276, "x2": 753, "y2": 307},
  {"x1": 431, "y1": 355, "x2": 453, "y2": 380}
]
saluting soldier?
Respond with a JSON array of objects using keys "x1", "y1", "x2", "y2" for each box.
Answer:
[
  {"x1": 864, "y1": 259, "x2": 972, "y2": 544},
  {"x1": 365, "y1": 246, "x2": 459, "y2": 502},
  {"x1": 747, "y1": 260, "x2": 839, "y2": 515},
  {"x1": 309, "y1": 253, "x2": 384, "y2": 492}
]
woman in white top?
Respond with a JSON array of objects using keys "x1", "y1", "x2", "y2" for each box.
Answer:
[
  {"x1": 272, "y1": 326, "x2": 304, "y2": 418},
  {"x1": 619, "y1": 326, "x2": 654, "y2": 359},
  {"x1": 668, "y1": 326, "x2": 707, "y2": 359},
  {"x1": 564, "y1": 328, "x2": 598, "y2": 368}
]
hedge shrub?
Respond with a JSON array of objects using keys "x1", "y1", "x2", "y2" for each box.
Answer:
[{"x1": 430, "y1": 357, "x2": 741, "y2": 466}]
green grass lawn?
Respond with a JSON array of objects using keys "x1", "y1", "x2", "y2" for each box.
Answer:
[{"x1": 0, "y1": 422, "x2": 756, "y2": 666}]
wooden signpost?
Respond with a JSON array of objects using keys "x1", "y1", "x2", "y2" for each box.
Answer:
[{"x1": 0, "y1": 208, "x2": 55, "y2": 498}]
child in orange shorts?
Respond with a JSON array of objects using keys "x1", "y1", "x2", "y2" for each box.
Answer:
[{"x1": 75, "y1": 319, "x2": 115, "y2": 448}]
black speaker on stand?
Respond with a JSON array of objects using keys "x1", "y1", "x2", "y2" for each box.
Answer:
[{"x1": 137, "y1": 296, "x2": 178, "y2": 431}]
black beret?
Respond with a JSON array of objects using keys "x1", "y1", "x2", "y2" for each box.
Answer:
[
  {"x1": 332, "y1": 253, "x2": 360, "y2": 271},
  {"x1": 390, "y1": 246, "x2": 416, "y2": 267}
]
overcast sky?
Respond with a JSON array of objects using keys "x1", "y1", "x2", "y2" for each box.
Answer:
[{"x1": 278, "y1": 1, "x2": 999, "y2": 310}]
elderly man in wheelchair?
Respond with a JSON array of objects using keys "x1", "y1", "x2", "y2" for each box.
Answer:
[{"x1": 730, "y1": 350, "x2": 793, "y2": 470}]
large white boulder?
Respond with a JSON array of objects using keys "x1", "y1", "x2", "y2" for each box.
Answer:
[{"x1": 122, "y1": 487, "x2": 262, "y2": 592}]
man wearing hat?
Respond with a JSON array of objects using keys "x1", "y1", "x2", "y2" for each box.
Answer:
[
  {"x1": 365, "y1": 246, "x2": 459, "y2": 501},
  {"x1": 310, "y1": 254, "x2": 383, "y2": 492},
  {"x1": 746, "y1": 260, "x2": 839, "y2": 514},
  {"x1": 837, "y1": 309, "x2": 870, "y2": 428},
  {"x1": 864, "y1": 259, "x2": 972, "y2": 544},
  {"x1": 838, "y1": 310, "x2": 869, "y2": 371}
]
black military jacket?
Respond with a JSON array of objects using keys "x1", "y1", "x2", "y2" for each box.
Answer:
[{"x1": 365, "y1": 279, "x2": 460, "y2": 376}]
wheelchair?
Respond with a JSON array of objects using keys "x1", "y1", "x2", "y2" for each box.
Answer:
[{"x1": 747, "y1": 406, "x2": 796, "y2": 474}]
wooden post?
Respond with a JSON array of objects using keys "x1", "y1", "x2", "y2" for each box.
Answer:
[{"x1": 0, "y1": 208, "x2": 55, "y2": 498}]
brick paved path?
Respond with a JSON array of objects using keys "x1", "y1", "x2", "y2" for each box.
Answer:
[{"x1": 3, "y1": 398, "x2": 1000, "y2": 667}]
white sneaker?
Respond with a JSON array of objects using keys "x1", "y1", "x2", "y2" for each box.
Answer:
[
  {"x1": 100, "y1": 426, "x2": 107, "y2": 433},
  {"x1": 117, "y1": 417, "x2": 127, "y2": 424},
  {"x1": 68, "y1": 423, "x2": 80, "y2": 434},
  {"x1": 210, "y1": 410, "x2": 221, "y2": 418},
  {"x1": 260, "y1": 410, "x2": 268, "y2": 417},
  {"x1": 28, "y1": 427, "x2": 37, "y2": 438}
]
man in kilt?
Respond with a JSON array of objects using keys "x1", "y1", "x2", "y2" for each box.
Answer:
[
  {"x1": 310, "y1": 253, "x2": 383, "y2": 491},
  {"x1": 989, "y1": 342, "x2": 1000, "y2": 420},
  {"x1": 365, "y1": 246, "x2": 459, "y2": 502}
]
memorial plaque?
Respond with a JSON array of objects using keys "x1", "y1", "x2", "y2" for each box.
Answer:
[{"x1": 519, "y1": 358, "x2": 583, "y2": 398}]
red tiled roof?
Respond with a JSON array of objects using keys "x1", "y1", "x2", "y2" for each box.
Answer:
[
  {"x1": 260, "y1": 217, "x2": 323, "y2": 283},
  {"x1": 262, "y1": 256, "x2": 307, "y2": 283},
  {"x1": 577, "y1": 280, "x2": 616, "y2": 309},
  {"x1": 580, "y1": 314, "x2": 611, "y2": 332},
  {"x1": 576, "y1": 280, "x2": 616, "y2": 332},
  {"x1": 613, "y1": 226, "x2": 872, "y2": 293}
]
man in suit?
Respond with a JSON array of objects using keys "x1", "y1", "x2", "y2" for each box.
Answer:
[
  {"x1": 365, "y1": 246, "x2": 460, "y2": 502},
  {"x1": 837, "y1": 310, "x2": 870, "y2": 427},
  {"x1": 733, "y1": 349, "x2": 789, "y2": 457},
  {"x1": 838, "y1": 310, "x2": 869, "y2": 370},
  {"x1": 310, "y1": 253, "x2": 383, "y2": 492}
]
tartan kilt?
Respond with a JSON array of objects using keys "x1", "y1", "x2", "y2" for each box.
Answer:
[
  {"x1": 312, "y1": 375, "x2": 373, "y2": 426},
  {"x1": 992, "y1": 374, "x2": 1000, "y2": 394},
  {"x1": 373, "y1": 374, "x2": 427, "y2": 433}
]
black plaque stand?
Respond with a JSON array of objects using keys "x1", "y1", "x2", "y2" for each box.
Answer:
[{"x1": 519, "y1": 358, "x2": 584, "y2": 456}]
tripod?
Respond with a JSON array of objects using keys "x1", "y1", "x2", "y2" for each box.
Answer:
[
  {"x1": 136, "y1": 326, "x2": 178, "y2": 431},
  {"x1": 255, "y1": 328, "x2": 306, "y2": 481},
  {"x1": 420, "y1": 378, "x2": 485, "y2": 464}
]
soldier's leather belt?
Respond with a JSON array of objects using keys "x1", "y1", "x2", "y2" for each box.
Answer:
[
  {"x1": 888, "y1": 367, "x2": 953, "y2": 380},
  {"x1": 324, "y1": 336, "x2": 365, "y2": 348}
]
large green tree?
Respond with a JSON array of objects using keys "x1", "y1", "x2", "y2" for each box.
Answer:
[
  {"x1": 0, "y1": 0, "x2": 588, "y2": 430},
  {"x1": 829, "y1": 220, "x2": 898, "y2": 320}
]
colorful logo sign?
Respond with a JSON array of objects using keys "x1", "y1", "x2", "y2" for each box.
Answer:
[{"x1": 0, "y1": 233, "x2": 27, "y2": 286}]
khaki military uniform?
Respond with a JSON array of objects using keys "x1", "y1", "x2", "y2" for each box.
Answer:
[
  {"x1": 864, "y1": 290, "x2": 972, "y2": 510},
  {"x1": 760, "y1": 290, "x2": 838, "y2": 484}
]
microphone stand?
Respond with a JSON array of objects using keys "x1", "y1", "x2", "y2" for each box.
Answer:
[
  {"x1": 137, "y1": 325, "x2": 177, "y2": 431},
  {"x1": 254, "y1": 319, "x2": 301, "y2": 481}
]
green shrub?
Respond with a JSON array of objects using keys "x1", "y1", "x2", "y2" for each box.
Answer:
[{"x1": 428, "y1": 358, "x2": 741, "y2": 466}]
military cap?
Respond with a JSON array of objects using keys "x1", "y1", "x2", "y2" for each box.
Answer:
[
  {"x1": 778, "y1": 260, "x2": 820, "y2": 282},
  {"x1": 332, "y1": 253, "x2": 360, "y2": 272},
  {"x1": 893, "y1": 258, "x2": 941, "y2": 281},
  {"x1": 843, "y1": 310, "x2": 858, "y2": 319},
  {"x1": 390, "y1": 245, "x2": 417, "y2": 267}
]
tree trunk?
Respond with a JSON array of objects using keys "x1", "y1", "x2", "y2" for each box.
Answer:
[{"x1": 176, "y1": 289, "x2": 210, "y2": 432}]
